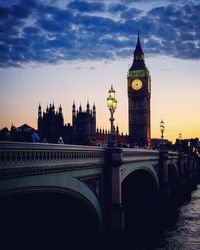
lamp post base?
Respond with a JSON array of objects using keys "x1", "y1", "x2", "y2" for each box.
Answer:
[{"x1": 108, "y1": 133, "x2": 117, "y2": 148}]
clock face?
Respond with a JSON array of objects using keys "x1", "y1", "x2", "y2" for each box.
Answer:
[{"x1": 131, "y1": 79, "x2": 143, "y2": 91}]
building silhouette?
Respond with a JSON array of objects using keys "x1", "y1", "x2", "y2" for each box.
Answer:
[
  {"x1": 37, "y1": 101, "x2": 129, "y2": 146},
  {"x1": 38, "y1": 103, "x2": 66, "y2": 143},
  {"x1": 72, "y1": 101, "x2": 96, "y2": 145},
  {"x1": 127, "y1": 32, "x2": 151, "y2": 148},
  {"x1": 37, "y1": 102, "x2": 96, "y2": 145}
]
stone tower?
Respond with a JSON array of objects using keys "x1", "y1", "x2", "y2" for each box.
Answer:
[
  {"x1": 37, "y1": 103, "x2": 64, "y2": 143},
  {"x1": 127, "y1": 33, "x2": 151, "y2": 147},
  {"x1": 72, "y1": 102, "x2": 96, "y2": 145}
]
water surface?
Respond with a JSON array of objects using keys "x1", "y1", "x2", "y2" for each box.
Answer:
[{"x1": 120, "y1": 186, "x2": 200, "y2": 250}]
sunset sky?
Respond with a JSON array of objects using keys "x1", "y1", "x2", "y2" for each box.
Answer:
[{"x1": 0, "y1": 0, "x2": 200, "y2": 143}]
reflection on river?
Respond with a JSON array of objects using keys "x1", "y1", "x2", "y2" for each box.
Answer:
[{"x1": 118, "y1": 185, "x2": 200, "y2": 250}]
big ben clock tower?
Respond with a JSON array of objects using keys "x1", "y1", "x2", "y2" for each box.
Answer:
[{"x1": 128, "y1": 33, "x2": 151, "y2": 148}]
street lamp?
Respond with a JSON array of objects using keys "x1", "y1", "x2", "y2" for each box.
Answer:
[
  {"x1": 107, "y1": 85, "x2": 117, "y2": 147},
  {"x1": 160, "y1": 119, "x2": 165, "y2": 140},
  {"x1": 178, "y1": 132, "x2": 182, "y2": 152},
  {"x1": 179, "y1": 132, "x2": 182, "y2": 145}
]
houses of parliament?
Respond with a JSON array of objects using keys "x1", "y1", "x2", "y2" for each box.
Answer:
[
  {"x1": 37, "y1": 101, "x2": 127, "y2": 146},
  {"x1": 37, "y1": 101, "x2": 96, "y2": 145}
]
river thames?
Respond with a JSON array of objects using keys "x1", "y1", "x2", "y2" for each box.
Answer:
[{"x1": 115, "y1": 185, "x2": 200, "y2": 250}]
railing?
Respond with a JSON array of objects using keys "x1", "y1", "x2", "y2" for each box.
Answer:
[
  {"x1": 2, "y1": 141, "x2": 194, "y2": 180},
  {"x1": 122, "y1": 148, "x2": 159, "y2": 163},
  {"x1": 0, "y1": 141, "x2": 105, "y2": 169},
  {"x1": 168, "y1": 151, "x2": 179, "y2": 160},
  {"x1": 0, "y1": 142, "x2": 163, "y2": 168}
]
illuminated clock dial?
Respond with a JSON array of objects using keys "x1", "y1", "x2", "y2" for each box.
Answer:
[{"x1": 131, "y1": 79, "x2": 143, "y2": 90}]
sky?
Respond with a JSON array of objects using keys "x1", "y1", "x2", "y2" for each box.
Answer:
[{"x1": 0, "y1": 0, "x2": 200, "y2": 143}]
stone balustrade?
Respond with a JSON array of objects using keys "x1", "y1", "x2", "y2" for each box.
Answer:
[
  {"x1": 0, "y1": 141, "x2": 105, "y2": 178},
  {"x1": 122, "y1": 148, "x2": 159, "y2": 163}
]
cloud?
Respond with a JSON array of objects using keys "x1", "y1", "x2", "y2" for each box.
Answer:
[
  {"x1": 121, "y1": 7, "x2": 143, "y2": 19},
  {"x1": 0, "y1": 7, "x2": 10, "y2": 18},
  {"x1": 0, "y1": 0, "x2": 199, "y2": 67},
  {"x1": 108, "y1": 3, "x2": 127, "y2": 13},
  {"x1": 68, "y1": 1, "x2": 105, "y2": 13}
]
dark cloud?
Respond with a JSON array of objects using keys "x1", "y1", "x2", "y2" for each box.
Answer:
[
  {"x1": 0, "y1": 0, "x2": 199, "y2": 67},
  {"x1": 146, "y1": 3, "x2": 200, "y2": 59},
  {"x1": 68, "y1": 1, "x2": 105, "y2": 13},
  {"x1": 11, "y1": 4, "x2": 31, "y2": 18},
  {"x1": 121, "y1": 7, "x2": 143, "y2": 19},
  {"x1": 0, "y1": 7, "x2": 10, "y2": 18}
]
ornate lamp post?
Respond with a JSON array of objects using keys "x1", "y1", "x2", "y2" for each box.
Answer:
[
  {"x1": 160, "y1": 119, "x2": 165, "y2": 150},
  {"x1": 160, "y1": 119, "x2": 165, "y2": 140},
  {"x1": 178, "y1": 132, "x2": 182, "y2": 152},
  {"x1": 107, "y1": 85, "x2": 117, "y2": 147}
]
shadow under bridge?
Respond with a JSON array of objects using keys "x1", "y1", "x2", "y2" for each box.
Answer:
[
  {"x1": 122, "y1": 169, "x2": 160, "y2": 234},
  {"x1": 1, "y1": 187, "x2": 101, "y2": 248}
]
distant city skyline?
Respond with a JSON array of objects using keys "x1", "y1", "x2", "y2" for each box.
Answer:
[{"x1": 1, "y1": 0, "x2": 200, "y2": 143}]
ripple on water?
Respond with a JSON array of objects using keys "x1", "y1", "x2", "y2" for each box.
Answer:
[{"x1": 130, "y1": 186, "x2": 200, "y2": 250}]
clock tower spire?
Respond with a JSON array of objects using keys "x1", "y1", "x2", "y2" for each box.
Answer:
[
  {"x1": 130, "y1": 32, "x2": 146, "y2": 70},
  {"x1": 134, "y1": 31, "x2": 144, "y2": 57},
  {"x1": 127, "y1": 33, "x2": 151, "y2": 148}
]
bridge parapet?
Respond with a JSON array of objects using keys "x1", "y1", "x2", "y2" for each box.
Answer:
[
  {"x1": 168, "y1": 151, "x2": 179, "y2": 160},
  {"x1": 122, "y1": 148, "x2": 159, "y2": 163},
  {"x1": 0, "y1": 141, "x2": 105, "y2": 178}
]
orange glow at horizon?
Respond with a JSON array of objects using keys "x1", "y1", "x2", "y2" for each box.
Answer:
[{"x1": 1, "y1": 56, "x2": 200, "y2": 144}]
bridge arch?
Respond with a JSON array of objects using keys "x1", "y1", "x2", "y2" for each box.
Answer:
[
  {"x1": 0, "y1": 173, "x2": 102, "y2": 248},
  {"x1": 184, "y1": 159, "x2": 189, "y2": 179},
  {"x1": 167, "y1": 162, "x2": 179, "y2": 204},
  {"x1": 121, "y1": 165, "x2": 159, "y2": 188},
  {"x1": 121, "y1": 167, "x2": 160, "y2": 234}
]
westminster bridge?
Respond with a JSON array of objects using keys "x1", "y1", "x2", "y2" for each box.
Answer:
[{"x1": 0, "y1": 141, "x2": 200, "y2": 247}]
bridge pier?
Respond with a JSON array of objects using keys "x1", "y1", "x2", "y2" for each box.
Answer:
[
  {"x1": 177, "y1": 152, "x2": 190, "y2": 202},
  {"x1": 103, "y1": 148, "x2": 124, "y2": 241},
  {"x1": 178, "y1": 152, "x2": 186, "y2": 190},
  {"x1": 159, "y1": 150, "x2": 170, "y2": 208}
]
